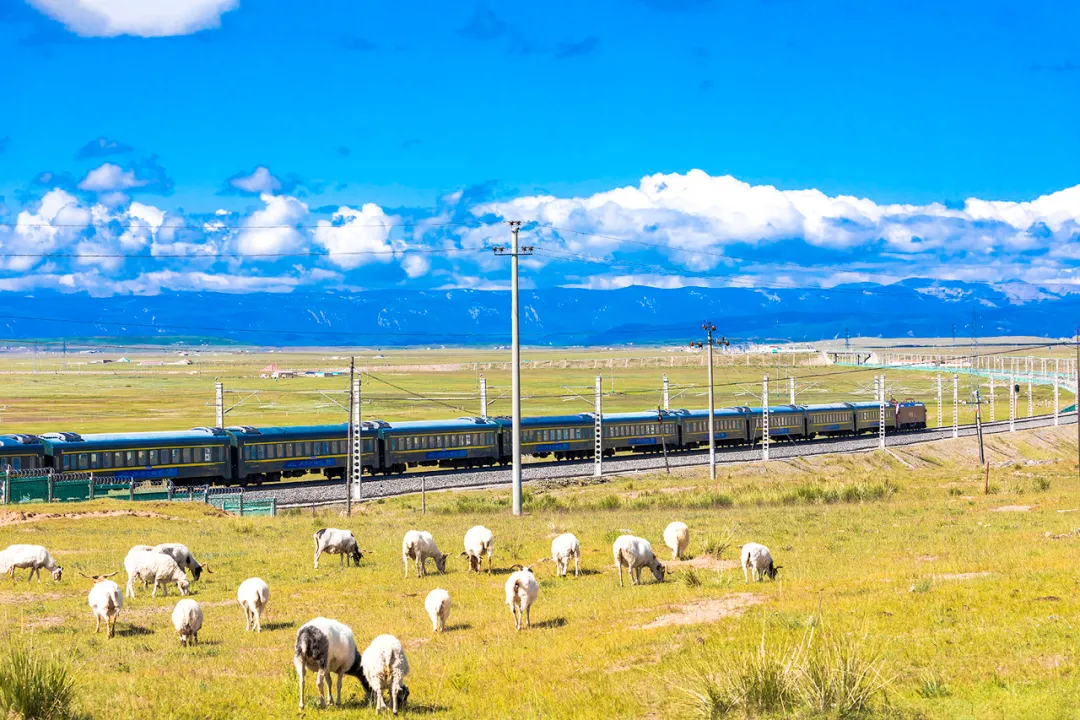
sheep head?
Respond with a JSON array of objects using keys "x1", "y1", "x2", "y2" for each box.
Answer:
[
  {"x1": 651, "y1": 562, "x2": 666, "y2": 583},
  {"x1": 350, "y1": 547, "x2": 363, "y2": 565},
  {"x1": 79, "y1": 571, "x2": 118, "y2": 583},
  {"x1": 51, "y1": 567, "x2": 63, "y2": 582},
  {"x1": 434, "y1": 553, "x2": 448, "y2": 574},
  {"x1": 178, "y1": 579, "x2": 191, "y2": 595},
  {"x1": 766, "y1": 564, "x2": 782, "y2": 580}
]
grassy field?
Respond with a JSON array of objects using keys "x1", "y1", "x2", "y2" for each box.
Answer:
[
  {"x1": 0, "y1": 344, "x2": 1068, "y2": 435},
  {"x1": 2, "y1": 424, "x2": 1080, "y2": 718}
]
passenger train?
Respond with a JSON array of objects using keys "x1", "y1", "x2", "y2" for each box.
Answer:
[{"x1": 0, "y1": 401, "x2": 927, "y2": 486}]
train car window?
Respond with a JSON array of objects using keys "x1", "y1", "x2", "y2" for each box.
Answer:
[
  {"x1": 78, "y1": 453, "x2": 88, "y2": 470},
  {"x1": 113, "y1": 452, "x2": 122, "y2": 467},
  {"x1": 147, "y1": 450, "x2": 157, "y2": 465},
  {"x1": 60, "y1": 455, "x2": 69, "y2": 470},
  {"x1": 277, "y1": 443, "x2": 285, "y2": 457},
  {"x1": 257, "y1": 445, "x2": 266, "y2": 460},
  {"x1": 88, "y1": 453, "x2": 98, "y2": 469},
  {"x1": 102, "y1": 453, "x2": 112, "y2": 468},
  {"x1": 136, "y1": 450, "x2": 146, "y2": 465},
  {"x1": 284, "y1": 443, "x2": 292, "y2": 457},
  {"x1": 183, "y1": 448, "x2": 191, "y2": 464}
]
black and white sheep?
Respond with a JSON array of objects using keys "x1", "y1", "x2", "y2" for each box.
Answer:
[
  {"x1": 83, "y1": 572, "x2": 122, "y2": 638},
  {"x1": 295, "y1": 617, "x2": 381, "y2": 710},
  {"x1": 237, "y1": 577, "x2": 270, "y2": 633},
  {"x1": 550, "y1": 533, "x2": 581, "y2": 577},
  {"x1": 0, "y1": 544, "x2": 63, "y2": 583},
  {"x1": 612, "y1": 535, "x2": 666, "y2": 587},
  {"x1": 401, "y1": 530, "x2": 447, "y2": 578},
  {"x1": 313, "y1": 528, "x2": 363, "y2": 569},
  {"x1": 152, "y1": 543, "x2": 209, "y2": 582},
  {"x1": 504, "y1": 565, "x2": 540, "y2": 631},
  {"x1": 740, "y1": 542, "x2": 782, "y2": 582},
  {"x1": 663, "y1": 522, "x2": 690, "y2": 561},
  {"x1": 171, "y1": 598, "x2": 203, "y2": 646},
  {"x1": 124, "y1": 547, "x2": 190, "y2": 598},
  {"x1": 361, "y1": 634, "x2": 411, "y2": 715},
  {"x1": 460, "y1": 525, "x2": 494, "y2": 573}
]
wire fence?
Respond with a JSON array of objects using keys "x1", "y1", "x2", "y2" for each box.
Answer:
[{"x1": 0, "y1": 469, "x2": 275, "y2": 516}]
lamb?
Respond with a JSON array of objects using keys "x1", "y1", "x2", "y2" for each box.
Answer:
[
  {"x1": 424, "y1": 588, "x2": 451, "y2": 633},
  {"x1": 0, "y1": 544, "x2": 63, "y2": 583},
  {"x1": 171, "y1": 598, "x2": 203, "y2": 646},
  {"x1": 741, "y1": 542, "x2": 782, "y2": 582},
  {"x1": 612, "y1": 535, "x2": 666, "y2": 587},
  {"x1": 504, "y1": 565, "x2": 540, "y2": 631},
  {"x1": 550, "y1": 533, "x2": 581, "y2": 577},
  {"x1": 124, "y1": 548, "x2": 190, "y2": 598},
  {"x1": 663, "y1": 522, "x2": 690, "y2": 561},
  {"x1": 152, "y1": 543, "x2": 209, "y2": 581},
  {"x1": 401, "y1": 530, "x2": 447, "y2": 578},
  {"x1": 83, "y1": 572, "x2": 122, "y2": 638},
  {"x1": 361, "y1": 634, "x2": 411, "y2": 715},
  {"x1": 313, "y1": 528, "x2": 363, "y2": 570},
  {"x1": 460, "y1": 525, "x2": 494, "y2": 573},
  {"x1": 237, "y1": 577, "x2": 270, "y2": 633},
  {"x1": 294, "y1": 617, "x2": 371, "y2": 710}
]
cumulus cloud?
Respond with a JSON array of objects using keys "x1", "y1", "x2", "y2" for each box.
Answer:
[
  {"x1": 312, "y1": 204, "x2": 395, "y2": 270},
  {"x1": 235, "y1": 193, "x2": 308, "y2": 256},
  {"x1": 226, "y1": 166, "x2": 282, "y2": 195},
  {"x1": 78, "y1": 163, "x2": 147, "y2": 192},
  {"x1": 26, "y1": 0, "x2": 238, "y2": 38}
]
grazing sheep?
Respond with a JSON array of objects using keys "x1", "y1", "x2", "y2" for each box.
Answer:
[
  {"x1": 361, "y1": 634, "x2": 411, "y2": 715},
  {"x1": 612, "y1": 535, "x2": 666, "y2": 587},
  {"x1": 663, "y1": 522, "x2": 690, "y2": 561},
  {"x1": 294, "y1": 617, "x2": 371, "y2": 710},
  {"x1": 237, "y1": 577, "x2": 270, "y2": 633},
  {"x1": 460, "y1": 525, "x2": 494, "y2": 573},
  {"x1": 124, "y1": 549, "x2": 190, "y2": 598},
  {"x1": 401, "y1": 530, "x2": 447, "y2": 578},
  {"x1": 550, "y1": 533, "x2": 581, "y2": 578},
  {"x1": 741, "y1": 542, "x2": 782, "y2": 582},
  {"x1": 424, "y1": 588, "x2": 451, "y2": 633},
  {"x1": 83, "y1": 572, "x2": 122, "y2": 638},
  {"x1": 0, "y1": 545, "x2": 63, "y2": 583},
  {"x1": 504, "y1": 565, "x2": 540, "y2": 631},
  {"x1": 172, "y1": 598, "x2": 203, "y2": 646},
  {"x1": 313, "y1": 528, "x2": 363, "y2": 569},
  {"x1": 153, "y1": 543, "x2": 209, "y2": 581}
]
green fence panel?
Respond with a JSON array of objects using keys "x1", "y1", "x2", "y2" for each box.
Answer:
[
  {"x1": 54, "y1": 482, "x2": 91, "y2": 502},
  {"x1": 9, "y1": 478, "x2": 49, "y2": 504},
  {"x1": 132, "y1": 492, "x2": 170, "y2": 502}
]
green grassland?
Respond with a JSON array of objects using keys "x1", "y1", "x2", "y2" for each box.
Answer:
[
  {"x1": 0, "y1": 345, "x2": 1068, "y2": 435},
  {"x1": 2, "y1": 425, "x2": 1080, "y2": 718}
]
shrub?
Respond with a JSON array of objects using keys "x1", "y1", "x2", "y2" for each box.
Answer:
[
  {"x1": 1032, "y1": 477, "x2": 1052, "y2": 492},
  {"x1": 0, "y1": 642, "x2": 78, "y2": 720},
  {"x1": 680, "y1": 568, "x2": 703, "y2": 588},
  {"x1": 918, "y1": 673, "x2": 951, "y2": 698}
]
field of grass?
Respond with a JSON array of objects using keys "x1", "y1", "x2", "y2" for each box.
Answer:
[
  {"x1": 2, "y1": 424, "x2": 1080, "y2": 718},
  {"x1": 0, "y1": 344, "x2": 1069, "y2": 435}
]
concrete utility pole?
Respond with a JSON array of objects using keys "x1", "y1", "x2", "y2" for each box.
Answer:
[
  {"x1": 762, "y1": 375, "x2": 770, "y2": 462},
  {"x1": 952, "y1": 373, "x2": 959, "y2": 439},
  {"x1": 1009, "y1": 373, "x2": 1016, "y2": 432},
  {"x1": 789, "y1": 375, "x2": 795, "y2": 405},
  {"x1": 662, "y1": 374, "x2": 670, "y2": 411},
  {"x1": 479, "y1": 376, "x2": 488, "y2": 420},
  {"x1": 690, "y1": 324, "x2": 729, "y2": 481},
  {"x1": 990, "y1": 376, "x2": 995, "y2": 422},
  {"x1": 1075, "y1": 327, "x2": 1079, "y2": 481},
  {"x1": 215, "y1": 382, "x2": 224, "y2": 428},
  {"x1": 1055, "y1": 358, "x2": 1060, "y2": 426},
  {"x1": 937, "y1": 374, "x2": 943, "y2": 428},
  {"x1": 878, "y1": 372, "x2": 886, "y2": 450},
  {"x1": 494, "y1": 222, "x2": 533, "y2": 516},
  {"x1": 594, "y1": 375, "x2": 603, "y2": 478}
]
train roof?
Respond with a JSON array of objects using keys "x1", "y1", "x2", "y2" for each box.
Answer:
[
  {"x1": 40, "y1": 429, "x2": 227, "y2": 446},
  {"x1": 848, "y1": 402, "x2": 886, "y2": 409},
  {"x1": 745, "y1": 405, "x2": 805, "y2": 415},
  {"x1": 226, "y1": 423, "x2": 381, "y2": 438},
  {"x1": 602, "y1": 411, "x2": 679, "y2": 421},
  {"x1": 493, "y1": 415, "x2": 593, "y2": 427},
  {"x1": 0, "y1": 434, "x2": 42, "y2": 448},
  {"x1": 381, "y1": 417, "x2": 498, "y2": 433},
  {"x1": 678, "y1": 408, "x2": 748, "y2": 418},
  {"x1": 801, "y1": 403, "x2": 854, "y2": 411}
]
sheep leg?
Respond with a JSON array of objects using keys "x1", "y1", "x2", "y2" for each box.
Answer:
[
  {"x1": 294, "y1": 658, "x2": 306, "y2": 710},
  {"x1": 335, "y1": 672, "x2": 343, "y2": 706},
  {"x1": 402, "y1": 555, "x2": 409, "y2": 579},
  {"x1": 316, "y1": 669, "x2": 327, "y2": 709},
  {"x1": 392, "y1": 677, "x2": 402, "y2": 715},
  {"x1": 525, "y1": 604, "x2": 531, "y2": 629},
  {"x1": 373, "y1": 680, "x2": 386, "y2": 712},
  {"x1": 574, "y1": 555, "x2": 580, "y2": 577},
  {"x1": 617, "y1": 560, "x2": 624, "y2": 587},
  {"x1": 243, "y1": 606, "x2": 250, "y2": 632},
  {"x1": 193, "y1": 631, "x2": 199, "y2": 646},
  {"x1": 487, "y1": 552, "x2": 492, "y2": 573},
  {"x1": 254, "y1": 608, "x2": 262, "y2": 633},
  {"x1": 94, "y1": 615, "x2": 101, "y2": 634},
  {"x1": 743, "y1": 564, "x2": 750, "y2": 583},
  {"x1": 313, "y1": 548, "x2": 322, "y2": 570}
]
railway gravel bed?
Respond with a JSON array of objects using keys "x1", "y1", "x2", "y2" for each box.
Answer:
[{"x1": 245, "y1": 412, "x2": 1076, "y2": 508}]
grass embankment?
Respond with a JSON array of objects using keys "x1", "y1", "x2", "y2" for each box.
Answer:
[{"x1": 2, "y1": 426, "x2": 1080, "y2": 718}]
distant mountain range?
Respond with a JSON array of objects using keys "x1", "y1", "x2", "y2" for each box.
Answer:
[{"x1": 1, "y1": 280, "x2": 1077, "y2": 347}]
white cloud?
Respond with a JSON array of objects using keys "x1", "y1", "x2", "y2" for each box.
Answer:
[
  {"x1": 312, "y1": 204, "x2": 394, "y2": 270},
  {"x1": 26, "y1": 0, "x2": 237, "y2": 38},
  {"x1": 1, "y1": 189, "x2": 90, "y2": 271},
  {"x1": 401, "y1": 254, "x2": 430, "y2": 278},
  {"x1": 229, "y1": 166, "x2": 281, "y2": 194},
  {"x1": 235, "y1": 193, "x2": 308, "y2": 256},
  {"x1": 78, "y1": 163, "x2": 146, "y2": 192}
]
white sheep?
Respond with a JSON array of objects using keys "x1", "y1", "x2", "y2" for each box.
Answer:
[
  {"x1": 401, "y1": 530, "x2": 447, "y2": 578},
  {"x1": 0, "y1": 544, "x2": 63, "y2": 583},
  {"x1": 313, "y1": 528, "x2": 363, "y2": 569},
  {"x1": 361, "y1": 634, "x2": 411, "y2": 715},
  {"x1": 424, "y1": 588, "x2": 451, "y2": 633},
  {"x1": 460, "y1": 525, "x2": 494, "y2": 573},
  {"x1": 83, "y1": 572, "x2": 122, "y2": 638},
  {"x1": 153, "y1": 543, "x2": 209, "y2": 581},
  {"x1": 663, "y1": 522, "x2": 690, "y2": 561},
  {"x1": 741, "y1": 542, "x2": 782, "y2": 582},
  {"x1": 171, "y1": 598, "x2": 203, "y2": 646},
  {"x1": 294, "y1": 617, "x2": 370, "y2": 710},
  {"x1": 237, "y1": 577, "x2": 270, "y2": 633},
  {"x1": 504, "y1": 565, "x2": 540, "y2": 631},
  {"x1": 612, "y1": 535, "x2": 666, "y2": 587},
  {"x1": 550, "y1": 533, "x2": 581, "y2": 577},
  {"x1": 124, "y1": 548, "x2": 190, "y2": 598}
]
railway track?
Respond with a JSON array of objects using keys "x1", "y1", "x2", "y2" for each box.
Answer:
[{"x1": 245, "y1": 412, "x2": 1077, "y2": 508}]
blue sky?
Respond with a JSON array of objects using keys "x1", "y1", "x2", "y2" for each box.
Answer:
[{"x1": 1, "y1": 0, "x2": 1078, "y2": 296}]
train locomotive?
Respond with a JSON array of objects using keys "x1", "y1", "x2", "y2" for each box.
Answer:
[{"x1": 1, "y1": 400, "x2": 926, "y2": 487}]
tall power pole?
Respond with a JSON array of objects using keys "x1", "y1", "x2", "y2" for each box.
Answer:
[
  {"x1": 494, "y1": 222, "x2": 533, "y2": 516},
  {"x1": 690, "y1": 324, "x2": 728, "y2": 482}
]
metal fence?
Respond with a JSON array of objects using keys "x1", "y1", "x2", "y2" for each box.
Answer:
[{"x1": 0, "y1": 469, "x2": 275, "y2": 516}]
